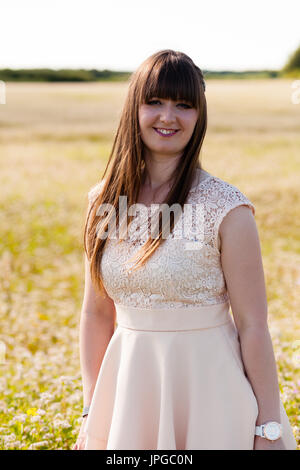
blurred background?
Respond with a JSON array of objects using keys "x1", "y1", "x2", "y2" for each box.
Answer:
[{"x1": 0, "y1": 0, "x2": 299, "y2": 450}]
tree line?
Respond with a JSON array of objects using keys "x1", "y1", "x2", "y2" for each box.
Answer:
[
  {"x1": 0, "y1": 68, "x2": 285, "y2": 82},
  {"x1": 0, "y1": 44, "x2": 299, "y2": 82}
]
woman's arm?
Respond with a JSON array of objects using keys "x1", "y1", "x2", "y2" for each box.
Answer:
[
  {"x1": 219, "y1": 206, "x2": 281, "y2": 430},
  {"x1": 80, "y1": 254, "x2": 116, "y2": 408}
]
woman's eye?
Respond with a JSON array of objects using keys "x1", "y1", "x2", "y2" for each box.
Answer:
[
  {"x1": 177, "y1": 103, "x2": 192, "y2": 109},
  {"x1": 146, "y1": 100, "x2": 192, "y2": 108}
]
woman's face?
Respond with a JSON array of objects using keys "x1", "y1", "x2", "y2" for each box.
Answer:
[{"x1": 138, "y1": 97, "x2": 199, "y2": 158}]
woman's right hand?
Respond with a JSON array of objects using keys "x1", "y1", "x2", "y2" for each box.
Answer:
[{"x1": 72, "y1": 416, "x2": 88, "y2": 450}]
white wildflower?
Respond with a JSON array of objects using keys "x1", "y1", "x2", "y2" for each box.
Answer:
[
  {"x1": 3, "y1": 433, "x2": 16, "y2": 442},
  {"x1": 31, "y1": 415, "x2": 41, "y2": 423}
]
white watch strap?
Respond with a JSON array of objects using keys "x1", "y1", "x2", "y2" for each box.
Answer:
[{"x1": 255, "y1": 425, "x2": 264, "y2": 437}]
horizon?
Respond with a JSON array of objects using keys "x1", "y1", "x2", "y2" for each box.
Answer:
[{"x1": 0, "y1": 0, "x2": 299, "y2": 72}]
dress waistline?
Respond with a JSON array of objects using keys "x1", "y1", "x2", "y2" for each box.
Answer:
[{"x1": 114, "y1": 301, "x2": 232, "y2": 332}]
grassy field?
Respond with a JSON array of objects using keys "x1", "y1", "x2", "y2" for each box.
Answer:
[{"x1": 0, "y1": 80, "x2": 299, "y2": 450}]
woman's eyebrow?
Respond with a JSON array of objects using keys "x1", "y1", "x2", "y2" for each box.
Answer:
[{"x1": 149, "y1": 97, "x2": 190, "y2": 102}]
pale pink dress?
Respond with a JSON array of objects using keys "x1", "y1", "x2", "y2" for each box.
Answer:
[{"x1": 83, "y1": 170, "x2": 297, "y2": 450}]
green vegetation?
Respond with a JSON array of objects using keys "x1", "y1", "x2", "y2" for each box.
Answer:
[
  {"x1": 0, "y1": 68, "x2": 131, "y2": 82},
  {"x1": 281, "y1": 43, "x2": 300, "y2": 78},
  {"x1": 0, "y1": 68, "x2": 283, "y2": 83}
]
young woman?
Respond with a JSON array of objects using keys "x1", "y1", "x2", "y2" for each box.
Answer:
[{"x1": 73, "y1": 50, "x2": 297, "y2": 450}]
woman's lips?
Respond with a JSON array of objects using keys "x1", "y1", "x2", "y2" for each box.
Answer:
[{"x1": 153, "y1": 128, "x2": 179, "y2": 137}]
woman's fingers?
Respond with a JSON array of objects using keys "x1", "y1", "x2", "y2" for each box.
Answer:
[
  {"x1": 72, "y1": 426, "x2": 87, "y2": 449},
  {"x1": 72, "y1": 436, "x2": 86, "y2": 450}
]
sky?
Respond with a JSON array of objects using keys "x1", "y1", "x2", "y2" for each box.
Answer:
[{"x1": 0, "y1": 0, "x2": 299, "y2": 72}]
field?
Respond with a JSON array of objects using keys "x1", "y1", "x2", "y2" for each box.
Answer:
[{"x1": 0, "y1": 80, "x2": 299, "y2": 449}]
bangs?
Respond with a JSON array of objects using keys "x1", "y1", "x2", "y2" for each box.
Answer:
[{"x1": 141, "y1": 57, "x2": 201, "y2": 108}]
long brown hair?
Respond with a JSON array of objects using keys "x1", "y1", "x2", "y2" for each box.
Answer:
[{"x1": 84, "y1": 49, "x2": 207, "y2": 297}]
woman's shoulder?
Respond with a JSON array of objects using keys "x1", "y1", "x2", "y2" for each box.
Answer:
[
  {"x1": 87, "y1": 179, "x2": 106, "y2": 204},
  {"x1": 191, "y1": 170, "x2": 255, "y2": 216}
]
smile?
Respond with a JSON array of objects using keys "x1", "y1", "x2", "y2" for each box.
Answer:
[{"x1": 153, "y1": 128, "x2": 179, "y2": 137}]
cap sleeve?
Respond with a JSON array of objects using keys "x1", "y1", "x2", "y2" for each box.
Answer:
[
  {"x1": 87, "y1": 180, "x2": 105, "y2": 206},
  {"x1": 212, "y1": 182, "x2": 255, "y2": 252}
]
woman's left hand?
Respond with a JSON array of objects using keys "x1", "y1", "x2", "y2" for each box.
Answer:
[{"x1": 253, "y1": 436, "x2": 286, "y2": 450}]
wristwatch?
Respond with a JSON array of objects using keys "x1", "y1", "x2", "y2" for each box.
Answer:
[
  {"x1": 255, "y1": 421, "x2": 282, "y2": 441},
  {"x1": 82, "y1": 405, "x2": 90, "y2": 418}
]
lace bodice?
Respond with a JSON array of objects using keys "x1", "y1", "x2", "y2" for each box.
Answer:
[{"x1": 87, "y1": 172, "x2": 255, "y2": 309}]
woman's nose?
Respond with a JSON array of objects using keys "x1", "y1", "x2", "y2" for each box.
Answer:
[{"x1": 160, "y1": 103, "x2": 176, "y2": 122}]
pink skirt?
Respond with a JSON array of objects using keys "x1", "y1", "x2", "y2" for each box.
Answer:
[{"x1": 83, "y1": 301, "x2": 297, "y2": 450}]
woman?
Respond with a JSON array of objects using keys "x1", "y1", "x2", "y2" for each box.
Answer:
[{"x1": 73, "y1": 50, "x2": 297, "y2": 450}]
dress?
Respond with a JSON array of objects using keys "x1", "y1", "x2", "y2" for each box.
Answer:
[{"x1": 83, "y1": 169, "x2": 297, "y2": 450}]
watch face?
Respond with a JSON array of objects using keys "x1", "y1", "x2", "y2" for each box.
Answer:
[{"x1": 264, "y1": 422, "x2": 281, "y2": 440}]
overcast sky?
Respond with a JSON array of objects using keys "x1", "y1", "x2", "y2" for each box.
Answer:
[{"x1": 1, "y1": 0, "x2": 299, "y2": 71}]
